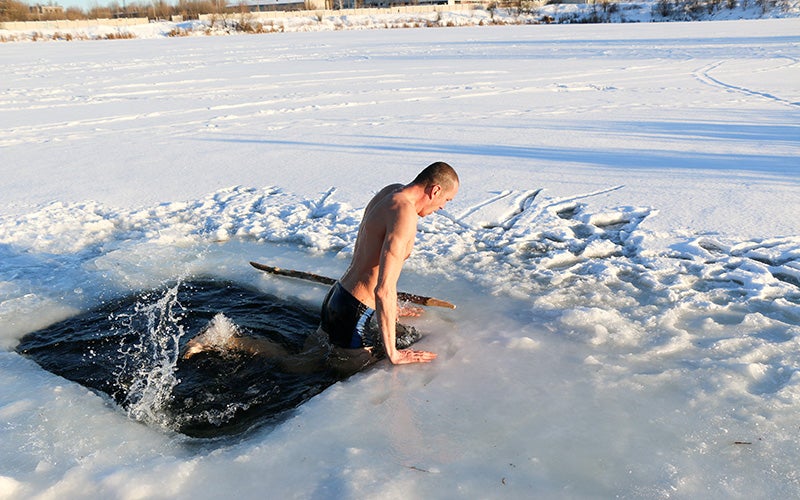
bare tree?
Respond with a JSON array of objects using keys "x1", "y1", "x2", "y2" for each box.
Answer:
[{"x1": 1, "y1": 0, "x2": 32, "y2": 21}]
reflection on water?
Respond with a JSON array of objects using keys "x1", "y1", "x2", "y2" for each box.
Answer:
[{"x1": 16, "y1": 279, "x2": 336, "y2": 438}]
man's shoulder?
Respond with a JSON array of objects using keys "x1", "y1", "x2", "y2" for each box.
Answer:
[
  {"x1": 376, "y1": 183, "x2": 404, "y2": 198},
  {"x1": 373, "y1": 184, "x2": 410, "y2": 210},
  {"x1": 368, "y1": 186, "x2": 416, "y2": 223}
]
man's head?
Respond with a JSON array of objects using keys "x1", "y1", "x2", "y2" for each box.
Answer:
[{"x1": 412, "y1": 162, "x2": 459, "y2": 217}]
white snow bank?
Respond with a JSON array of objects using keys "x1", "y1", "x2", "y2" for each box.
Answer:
[{"x1": 1, "y1": 1, "x2": 799, "y2": 42}]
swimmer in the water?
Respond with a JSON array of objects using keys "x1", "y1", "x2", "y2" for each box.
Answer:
[
  {"x1": 318, "y1": 161, "x2": 459, "y2": 369},
  {"x1": 183, "y1": 162, "x2": 459, "y2": 376}
]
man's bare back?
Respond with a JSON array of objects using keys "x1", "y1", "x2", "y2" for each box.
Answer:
[
  {"x1": 339, "y1": 183, "x2": 410, "y2": 308},
  {"x1": 329, "y1": 163, "x2": 459, "y2": 365},
  {"x1": 183, "y1": 162, "x2": 458, "y2": 374}
]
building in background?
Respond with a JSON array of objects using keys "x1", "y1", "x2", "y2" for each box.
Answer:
[
  {"x1": 29, "y1": 4, "x2": 65, "y2": 16},
  {"x1": 239, "y1": 0, "x2": 455, "y2": 10},
  {"x1": 239, "y1": 0, "x2": 321, "y2": 10}
]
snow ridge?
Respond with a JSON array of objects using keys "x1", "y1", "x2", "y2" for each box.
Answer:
[{"x1": 2, "y1": 186, "x2": 798, "y2": 411}]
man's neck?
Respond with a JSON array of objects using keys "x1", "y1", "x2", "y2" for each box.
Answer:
[{"x1": 399, "y1": 183, "x2": 428, "y2": 215}]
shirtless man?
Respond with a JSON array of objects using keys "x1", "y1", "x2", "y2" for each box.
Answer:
[
  {"x1": 319, "y1": 161, "x2": 459, "y2": 367},
  {"x1": 183, "y1": 162, "x2": 458, "y2": 375}
]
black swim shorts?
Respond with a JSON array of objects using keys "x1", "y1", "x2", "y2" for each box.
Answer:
[
  {"x1": 320, "y1": 282, "x2": 423, "y2": 351},
  {"x1": 320, "y1": 282, "x2": 377, "y2": 349}
]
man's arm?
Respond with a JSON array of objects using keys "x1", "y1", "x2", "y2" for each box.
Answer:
[{"x1": 374, "y1": 205, "x2": 437, "y2": 365}]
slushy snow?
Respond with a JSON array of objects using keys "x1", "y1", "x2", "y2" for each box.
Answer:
[{"x1": 1, "y1": 19, "x2": 799, "y2": 498}]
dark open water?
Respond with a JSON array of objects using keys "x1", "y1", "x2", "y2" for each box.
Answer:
[{"x1": 16, "y1": 279, "x2": 336, "y2": 438}]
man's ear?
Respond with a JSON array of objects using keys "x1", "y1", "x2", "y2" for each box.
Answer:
[{"x1": 429, "y1": 184, "x2": 441, "y2": 198}]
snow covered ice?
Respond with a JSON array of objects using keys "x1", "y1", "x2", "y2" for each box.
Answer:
[{"x1": 1, "y1": 18, "x2": 800, "y2": 498}]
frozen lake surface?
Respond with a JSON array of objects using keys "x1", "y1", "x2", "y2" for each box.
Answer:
[{"x1": 1, "y1": 19, "x2": 799, "y2": 498}]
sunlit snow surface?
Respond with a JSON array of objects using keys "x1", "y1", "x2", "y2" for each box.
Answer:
[{"x1": 1, "y1": 20, "x2": 799, "y2": 498}]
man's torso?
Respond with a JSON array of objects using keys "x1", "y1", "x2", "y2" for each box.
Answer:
[{"x1": 339, "y1": 183, "x2": 416, "y2": 307}]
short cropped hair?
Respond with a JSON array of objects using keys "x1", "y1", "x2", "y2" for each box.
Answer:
[{"x1": 412, "y1": 162, "x2": 459, "y2": 191}]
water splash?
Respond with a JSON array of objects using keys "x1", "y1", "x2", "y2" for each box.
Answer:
[
  {"x1": 113, "y1": 284, "x2": 186, "y2": 431},
  {"x1": 181, "y1": 313, "x2": 241, "y2": 358},
  {"x1": 16, "y1": 279, "x2": 335, "y2": 437}
]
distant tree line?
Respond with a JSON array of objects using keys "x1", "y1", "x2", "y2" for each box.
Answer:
[
  {"x1": 0, "y1": 0, "x2": 242, "y2": 21},
  {"x1": 1, "y1": 0, "x2": 791, "y2": 23},
  {"x1": 652, "y1": 0, "x2": 781, "y2": 18}
]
